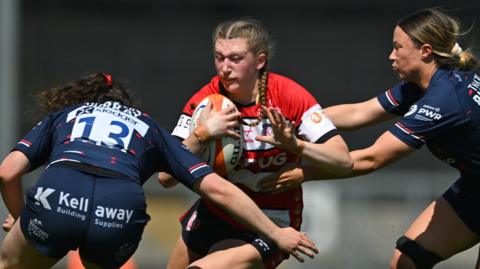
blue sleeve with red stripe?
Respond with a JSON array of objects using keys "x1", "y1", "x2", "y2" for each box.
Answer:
[
  {"x1": 387, "y1": 82, "x2": 467, "y2": 149},
  {"x1": 153, "y1": 125, "x2": 213, "y2": 190},
  {"x1": 12, "y1": 113, "x2": 59, "y2": 171},
  {"x1": 377, "y1": 82, "x2": 424, "y2": 116}
]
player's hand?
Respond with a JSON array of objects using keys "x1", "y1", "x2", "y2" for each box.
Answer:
[
  {"x1": 196, "y1": 102, "x2": 241, "y2": 141},
  {"x1": 255, "y1": 107, "x2": 304, "y2": 154},
  {"x1": 258, "y1": 163, "x2": 305, "y2": 194},
  {"x1": 273, "y1": 227, "x2": 318, "y2": 263},
  {"x1": 2, "y1": 214, "x2": 15, "y2": 232},
  {"x1": 157, "y1": 173, "x2": 179, "y2": 188}
]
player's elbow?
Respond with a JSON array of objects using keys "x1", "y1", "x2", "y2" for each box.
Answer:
[
  {"x1": 0, "y1": 166, "x2": 11, "y2": 187},
  {"x1": 356, "y1": 155, "x2": 383, "y2": 175}
]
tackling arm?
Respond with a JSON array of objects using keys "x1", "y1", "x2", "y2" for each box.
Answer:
[
  {"x1": 324, "y1": 97, "x2": 395, "y2": 131},
  {"x1": 193, "y1": 172, "x2": 318, "y2": 261},
  {"x1": 305, "y1": 131, "x2": 415, "y2": 180}
]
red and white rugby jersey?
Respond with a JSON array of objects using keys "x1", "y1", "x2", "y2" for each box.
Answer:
[{"x1": 173, "y1": 73, "x2": 337, "y2": 229}]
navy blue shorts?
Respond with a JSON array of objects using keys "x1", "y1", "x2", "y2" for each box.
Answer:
[
  {"x1": 180, "y1": 199, "x2": 287, "y2": 269},
  {"x1": 20, "y1": 166, "x2": 150, "y2": 269},
  {"x1": 443, "y1": 177, "x2": 480, "y2": 236}
]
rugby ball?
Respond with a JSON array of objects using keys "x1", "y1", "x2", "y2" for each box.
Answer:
[{"x1": 190, "y1": 94, "x2": 244, "y2": 176}]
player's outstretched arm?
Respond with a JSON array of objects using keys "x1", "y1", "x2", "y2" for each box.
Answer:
[
  {"x1": 324, "y1": 97, "x2": 393, "y2": 131},
  {"x1": 256, "y1": 107, "x2": 353, "y2": 175},
  {"x1": 0, "y1": 151, "x2": 29, "y2": 219},
  {"x1": 194, "y1": 172, "x2": 318, "y2": 261}
]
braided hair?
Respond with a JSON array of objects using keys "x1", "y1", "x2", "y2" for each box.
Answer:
[{"x1": 212, "y1": 19, "x2": 275, "y2": 126}]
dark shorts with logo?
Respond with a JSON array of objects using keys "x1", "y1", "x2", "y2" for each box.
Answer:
[
  {"x1": 180, "y1": 199, "x2": 287, "y2": 269},
  {"x1": 443, "y1": 177, "x2": 480, "y2": 236},
  {"x1": 20, "y1": 165, "x2": 150, "y2": 269}
]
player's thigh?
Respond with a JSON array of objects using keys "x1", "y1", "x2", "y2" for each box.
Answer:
[
  {"x1": 405, "y1": 197, "x2": 479, "y2": 257},
  {"x1": 167, "y1": 235, "x2": 202, "y2": 269},
  {"x1": 189, "y1": 239, "x2": 263, "y2": 269},
  {"x1": 0, "y1": 218, "x2": 59, "y2": 269},
  {"x1": 391, "y1": 197, "x2": 479, "y2": 268}
]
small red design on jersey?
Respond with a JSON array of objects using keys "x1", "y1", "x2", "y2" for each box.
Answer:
[{"x1": 311, "y1": 111, "x2": 322, "y2": 123}]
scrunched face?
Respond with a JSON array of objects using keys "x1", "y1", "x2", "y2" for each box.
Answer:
[
  {"x1": 214, "y1": 38, "x2": 266, "y2": 99},
  {"x1": 389, "y1": 26, "x2": 426, "y2": 83}
]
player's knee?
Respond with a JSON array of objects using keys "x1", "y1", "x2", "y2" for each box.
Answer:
[{"x1": 393, "y1": 236, "x2": 443, "y2": 269}]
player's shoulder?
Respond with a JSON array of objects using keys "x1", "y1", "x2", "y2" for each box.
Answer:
[
  {"x1": 268, "y1": 72, "x2": 311, "y2": 96},
  {"x1": 268, "y1": 72, "x2": 316, "y2": 107},
  {"x1": 268, "y1": 72, "x2": 303, "y2": 87}
]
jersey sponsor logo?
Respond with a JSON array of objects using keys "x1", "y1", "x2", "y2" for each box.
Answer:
[
  {"x1": 468, "y1": 74, "x2": 480, "y2": 106},
  {"x1": 84, "y1": 101, "x2": 142, "y2": 117},
  {"x1": 404, "y1": 104, "x2": 417, "y2": 117},
  {"x1": 95, "y1": 206, "x2": 134, "y2": 223},
  {"x1": 412, "y1": 105, "x2": 442, "y2": 121},
  {"x1": 310, "y1": 111, "x2": 322, "y2": 124},
  {"x1": 34, "y1": 187, "x2": 55, "y2": 210},
  {"x1": 58, "y1": 191, "x2": 89, "y2": 212},
  {"x1": 94, "y1": 205, "x2": 134, "y2": 229},
  {"x1": 56, "y1": 191, "x2": 89, "y2": 221},
  {"x1": 27, "y1": 218, "x2": 49, "y2": 241},
  {"x1": 300, "y1": 104, "x2": 337, "y2": 142},
  {"x1": 245, "y1": 152, "x2": 288, "y2": 169}
]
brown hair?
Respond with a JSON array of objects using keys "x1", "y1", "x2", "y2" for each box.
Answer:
[
  {"x1": 212, "y1": 19, "x2": 275, "y2": 126},
  {"x1": 37, "y1": 73, "x2": 135, "y2": 115},
  {"x1": 397, "y1": 7, "x2": 477, "y2": 70}
]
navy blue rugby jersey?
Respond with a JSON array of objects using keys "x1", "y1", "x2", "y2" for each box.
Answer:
[
  {"x1": 377, "y1": 69, "x2": 480, "y2": 177},
  {"x1": 13, "y1": 101, "x2": 213, "y2": 187}
]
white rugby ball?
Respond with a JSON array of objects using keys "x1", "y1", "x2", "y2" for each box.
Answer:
[{"x1": 190, "y1": 94, "x2": 244, "y2": 176}]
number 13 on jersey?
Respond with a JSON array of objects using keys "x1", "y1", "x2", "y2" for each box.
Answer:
[{"x1": 70, "y1": 111, "x2": 149, "y2": 151}]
